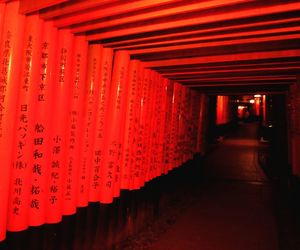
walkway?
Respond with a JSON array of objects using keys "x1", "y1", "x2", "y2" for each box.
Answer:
[{"x1": 148, "y1": 122, "x2": 279, "y2": 250}]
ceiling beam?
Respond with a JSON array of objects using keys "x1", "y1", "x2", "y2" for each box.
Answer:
[
  {"x1": 128, "y1": 33, "x2": 300, "y2": 57},
  {"x1": 40, "y1": 0, "x2": 120, "y2": 20},
  {"x1": 144, "y1": 49, "x2": 300, "y2": 68},
  {"x1": 53, "y1": 0, "x2": 182, "y2": 28},
  {"x1": 162, "y1": 66, "x2": 300, "y2": 77},
  {"x1": 102, "y1": 16, "x2": 300, "y2": 47},
  {"x1": 19, "y1": 0, "x2": 69, "y2": 14},
  {"x1": 117, "y1": 25, "x2": 300, "y2": 51},
  {"x1": 71, "y1": 0, "x2": 252, "y2": 33},
  {"x1": 178, "y1": 76, "x2": 295, "y2": 83},
  {"x1": 185, "y1": 82, "x2": 291, "y2": 87},
  {"x1": 87, "y1": 2, "x2": 300, "y2": 41},
  {"x1": 156, "y1": 61, "x2": 300, "y2": 74}
]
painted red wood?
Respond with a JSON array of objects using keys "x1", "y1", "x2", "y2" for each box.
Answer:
[
  {"x1": 0, "y1": 1, "x2": 25, "y2": 241},
  {"x1": 77, "y1": 44, "x2": 102, "y2": 207},
  {"x1": 46, "y1": 29, "x2": 74, "y2": 223},
  {"x1": 120, "y1": 60, "x2": 140, "y2": 190},
  {"x1": 89, "y1": 47, "x2": 113, "y2": 202},
  {"x1": 7, "y1": 13, "x2": 43, "y2": 232},
  {"x1": 19, "y1": 0, "x2": 70, "y2": 14},
  {"x1": 100, "y1": 50, "x2": 130, "y2": 203},
  {"x1": 63, "y1": 35, "x2": 88, "y2": 215},
  {"x1": 28, "y1": 21, "x2": 58, "y2": 227}
]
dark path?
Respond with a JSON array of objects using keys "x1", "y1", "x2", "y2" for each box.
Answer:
[{"x1": 148, "y1": 122, "x2": 279, "y2": 250}]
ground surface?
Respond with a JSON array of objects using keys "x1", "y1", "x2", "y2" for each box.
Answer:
[{"x1": 119, "y1": 122, "x2": 280, "y2": 250}]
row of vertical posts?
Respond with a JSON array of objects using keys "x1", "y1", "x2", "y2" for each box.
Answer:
[{"x1": 0, "y1": 1, "x2": 205, "y2": 241}]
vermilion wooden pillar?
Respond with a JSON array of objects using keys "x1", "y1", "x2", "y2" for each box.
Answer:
[
  {"x1": 0, "y1": 1, "x2": 25, "y2": 241},
  {"x1": 130, "y1": 63, "x2": 145, "y2": 190},
  {"x1": 63, "y1": 35, "x2": 88, "y2": 215},
  {"x1": 89, "y1": 48, "x2": 113, "y2": 202},
  {"x1": 162, "y1": 80, "x2": 174, "y2": 174},
  {"x1": 146, "y1": 70, "x2": 160, "y2": 183},
  {"x1": 7, "y1": 13, "x2": 43, "y2": 232},
  {"x1": 169, "y1": 82, "x2": 180, "y2": 171},
  {"x1": 100, "y1": 50, "x2": 129, "y2": 203},
  {"x1": 254, "y1": 97, "x2": 260, "y2": 116},
  {"x1": 120, "y1": 59, "x2": 140, "y2": 190},
  {"x1": 28, "y1": 21, "x2": 57, "y2": 227},
  {"x1": 0, "y1": 3, "x2": 5, "y2": 41},
  {"x1": 132, "y1": 68, "x2": 151, "y2": 189},
  {"x1": 46, "y1": 29, "x2": 74, "y2": 224},
  {"x1": 216, "y1": 96, "x2": 224, "y2": 125},
  {"x1": 178, "y1": 85, "x2": 186, "y2": 165},
  {"x1": 113, "y1": 52, "x2": 131, "y2": 198},
  {"x1": 145, "y1": 70, "x2": 158, "y2": 182},
  {"x1": 197, "y1": 94, "x2": 208, "y2": 154},
  {"x1": 77, "y1": 44, "x2": 102, "y2": 207},
  {"x1": 262, "y1": 95, "x2": 267, "y2": 126},
  {"x1": 157, "y1": 77, "x2": 168, "y2": 177}
]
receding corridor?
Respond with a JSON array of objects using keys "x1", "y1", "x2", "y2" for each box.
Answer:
[{"x1": 142, "y1": 122, "x2": 278, "y2": 250}]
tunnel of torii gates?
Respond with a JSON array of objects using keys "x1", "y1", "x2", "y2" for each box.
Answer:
[{"x1": 0, "y1": 0, "x2": 300, "y2": 242}]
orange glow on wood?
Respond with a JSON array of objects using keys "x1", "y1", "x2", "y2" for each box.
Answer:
[
  {"x1": 254, "y1": 98, "x2": 260, "y2": 116},
  {"x1": 0, "y1": 1, "x2": 25, "y2": 240},
  {"x1": 157, "y1": 78, "x2": 168, "y2": 175},
  {"x1": 185, "y1": 82, "x2": 291, "y2": 88},
  {"x1": 46, "y1": 29, "x2": 74, "y2": 224},
  {"x1": 41, "y1": 0, "x2": 119, "y2": 20},
  {"x1": 89, "y1": 47, "x2": 114, "y2": 202},
  {"x1": 63, "y1": 35, "x2": 88, "y2": 214},
  {"x1": 139, "y1": 70, "x2": 154, "y2": 186},
  {"x1": 163, "y1": 66, "x2": 300, "y2": 78},
  {"x1": 120, "y1": 60, "x2": 141, "y2": 190},
  {"x1": 77, "y1": 44, "x2": 103, "y2": 207},
  {"x1": 7, "y1": 14, "x2": 43, "y2": 232},
  {"x1": 19, "y1": 0, "x2": 69, "y2": 14},
  {"x1": 169, "y1": 82, "x2": 181, "y2": 170},
  {"x1": 72, "y1": 0, "x2": 251, "y2": 33},
  {"x1": 104, "y1": 17, "x2": 300, "y2": 48},
  {"x1": 54, "y1": 0, "x2": 178, "y2": 28},
  {"x1": 130, "y1": 66, "x2": 148, "y2": 190},
  {"x1": 162, "y1": 80, "x2": 174, "y2": 174},
  {"x1": 145, "y1": 50, "x2": 300, "y2": 68},
  {"x1": 216, "y1": 96, "x2": 230, "y2": 125},
  {"x1": 87, "y1": 2, "x2": 300, "y2": 41},
  {"x1": 0, "y1": 0, "x2": 299, "y2": 241},
  {"x1": 197, "y1": 94, "x2": 206, "y2": 153},
  {"x1": 129, "y1": 33, "x2": 300, "y2": 55},
  {"x1": 0, "y1": 3, "x2": 5, "y2": 42},
  {"x1": 100, "y1": 50, "x2": 130, "y2": 203},
  {"x1": 179, "y1": 76, "x2": 295, "y2": 83},
  {"x1": 28, "y1": 21, "x2": 58, "y2": 227},
  {"x1": 262, "y1": 95, "x2": 267, "y2": 125}
]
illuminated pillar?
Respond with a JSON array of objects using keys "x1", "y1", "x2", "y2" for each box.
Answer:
[
  {"x1": 77, "y1": 44, "x2": 102, "y2": 207},
  {"x1": 120, "y1": 60, "x2": 140, "y2": 190},
  {"x1": 89, "y1": 48, "x2": 113, "y2": 202},
  {"x1": 63, "y1": 36, "x2": 88, "y2": 214},
  {"x1": 7, "y1": 13, "x2": 43, "y2": 232},
  {"x1": 46, "y1": 29, "x2": 74, "y2": 224},
  {"x1": 28, "y1": 21, "x2": 57, "y2": 227},
  {"x1": 99, "y1": 50, "x2": 129, "y2": 203},
  {"x1": 0, "y1": 1, "x2": 25, "y2": 241}
]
